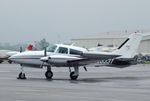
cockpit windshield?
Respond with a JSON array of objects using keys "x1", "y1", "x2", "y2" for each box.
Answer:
[{"x1": 46, "y1": 44, "x2": 57, "y2": 52}]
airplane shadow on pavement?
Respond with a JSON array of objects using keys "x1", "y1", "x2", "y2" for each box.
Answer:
[{"x1": 18, "y1": 76, "x2": 148, "y2": 84}]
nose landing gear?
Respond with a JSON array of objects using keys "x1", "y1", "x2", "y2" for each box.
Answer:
[
  {"x1": 17, "y1": 72, "x2": 26, "y2": 79},
  {"x1": 17, "y1": 66, "x2": 26, "y2": 79}
]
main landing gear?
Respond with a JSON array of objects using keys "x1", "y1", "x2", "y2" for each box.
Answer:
[
  {"x1": 44, "y1": 66, "x2": 79, "y2": 80},
  {"x1": 45, "y1": 66, "x2": 79, "y2": 80},
  {"x1": 45, "y1": 66, "x2": 53, "y2": 80},
  {"x1": 69, "y1": 66, "x2": 79, "y2": 80}
]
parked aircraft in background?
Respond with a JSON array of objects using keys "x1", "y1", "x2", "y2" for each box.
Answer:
[
  {"x1": 0, "y1": 50, "x2": 19, "y2": 63},
  {"x1": 0, "y1": 44, "x2": 33, "y2": 64},
  {"x1": 89, "y1": 46, "x2": 117, "y2": 52},
  {"x1": 9, "y1": 33, "x2": 142, "y2": 80}
]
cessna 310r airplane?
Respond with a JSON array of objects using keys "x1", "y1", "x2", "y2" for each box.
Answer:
[{"x1": 9, "y1": 33, "x2": 142, "y2": 80}]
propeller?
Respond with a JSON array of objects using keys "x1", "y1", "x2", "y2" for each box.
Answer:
[
  {"x1": 40, "y1": 47, "x2": 48, "y2": 68},
  {"x1": 44, "y1": 47, "x2": 47, "y2": 56},
  {"x1": 83, "y1": 66, "x2": 87, "y2": 72},
  {"x1": 20, "y1": 46, "x2": 23, "y2": 53}
]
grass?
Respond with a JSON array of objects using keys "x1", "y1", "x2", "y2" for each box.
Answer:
[{"x1": 144, "y1": 61, "x2": 150, "y2": 64}]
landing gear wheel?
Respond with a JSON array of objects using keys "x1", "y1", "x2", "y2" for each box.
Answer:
[
  {"x1": 70, "y1": 72, "x2": 78, "y2": 80},
  {"x1": 0, "y1": 60, "x2": 3, "y2": 64},
  {"x1": 17, "y1": 72, "x2": 26, "y2": 79},
  {"x1": 45, "y1": 71, "x2": 53, "y2": 79},
  {"x1": 8, "y1": 60, "x2": 12, "y2": 64}
]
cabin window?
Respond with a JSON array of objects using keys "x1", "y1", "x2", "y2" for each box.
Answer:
[
  {"x1": 57, "y1": 47, "x2": 68, "y2": 54},
  {"x1": 70, "y1": 49, "x2": 82, "y2": 55},
  {"x1": 46, "y1": 45, "x2": 57, "y2": 52}
]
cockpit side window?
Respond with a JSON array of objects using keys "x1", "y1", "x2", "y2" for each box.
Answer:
[
  {"x1": 46, "y1": 45, "x2": 57, "y2": 52},
  {"x1": 57, "y1": 47, "x2": 68, "y2": 54},
  {"x1": 70, "y1": 49, "x2": 82, "y2": 55}
]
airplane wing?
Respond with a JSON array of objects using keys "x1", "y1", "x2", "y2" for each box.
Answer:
[
  {"x1": 40, "y1": 52, "x2": 121, "y2": 67},
  {"x1": 81, "y1": 52, "x2": 121, "y2": 60},
  {"x1": 67, "y1": 52, "x2": 121, "y2": 66}
]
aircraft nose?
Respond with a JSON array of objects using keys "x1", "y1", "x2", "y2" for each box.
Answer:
[{"x1": 8, "y1": 55, "x2": 18, "y2": 62}]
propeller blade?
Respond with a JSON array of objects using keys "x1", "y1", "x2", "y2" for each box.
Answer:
[
  {"x1": 83, "y1": 66, "x2": 87, "y2": 72},
  {"x1": 44, "y1": 47, "x2": 47, "y2": 56},
  {"x1": 20, "y1": 46, "x2": 23, "y2": 53},
  {"x1": 40, "y1": 47, "x2": 49, "y2": 68}
]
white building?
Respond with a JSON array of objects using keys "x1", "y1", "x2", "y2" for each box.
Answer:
[{"x1": 71, "y1": 32, "x2": 150, "y2": 54}]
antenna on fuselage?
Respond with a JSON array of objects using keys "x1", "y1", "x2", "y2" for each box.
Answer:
[{"x1": 71, "y1": 43, "x2": 75, "y2": 46}]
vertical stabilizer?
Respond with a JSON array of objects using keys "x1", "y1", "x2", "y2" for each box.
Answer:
[{"x1": 112, "y1": 33, "x2": 143, "y2": 58}]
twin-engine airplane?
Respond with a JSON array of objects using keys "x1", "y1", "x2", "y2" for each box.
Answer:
[{"x1": 9, "y1": 33, "x2": 142, "y2": 80}]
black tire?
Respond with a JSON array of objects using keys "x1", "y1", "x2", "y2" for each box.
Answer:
[
  {"x1": 45, "y1": 71, "x2": 53, "y2": 79},
  {"x1": 0, "y1": 60, "x2": 3, "y2": 64},
  {"x1": 8, "y1": 60, "x2": 12, "y2": 64},
  {"x1": 70, "y1": 72, "x2": 78, "y2": 80},
  {"x1": 18, "y1": 72, "x2": 26, "y2": 79}
]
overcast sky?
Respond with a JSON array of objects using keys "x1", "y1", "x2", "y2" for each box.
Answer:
[{"x1": 0, "y1": 0, "x2": 150, "y2": 44}]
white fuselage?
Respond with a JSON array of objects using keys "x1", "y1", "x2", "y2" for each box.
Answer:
[{"x1": 9, "y1": 44, "x2": 87, "y2": 68}]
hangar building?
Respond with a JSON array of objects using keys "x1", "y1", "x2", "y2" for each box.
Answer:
[{"x1": 71, "y1": 32, "x2": 150, "y2": 54}]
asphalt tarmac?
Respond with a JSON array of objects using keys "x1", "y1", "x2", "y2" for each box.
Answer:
[{"x1": 0, "y1": 64, "x2": 150, "y2": 101}]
